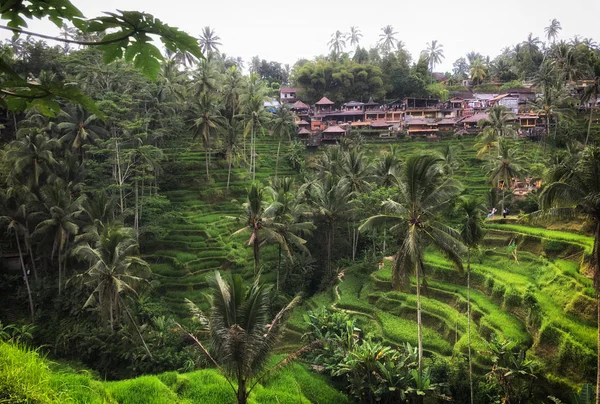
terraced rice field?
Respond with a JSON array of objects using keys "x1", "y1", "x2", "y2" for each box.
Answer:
[{"x1": 150, "y1": 133, "x2": 595, "y2": 387}]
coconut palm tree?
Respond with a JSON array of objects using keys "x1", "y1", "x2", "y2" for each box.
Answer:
[
  {"x1": 222, "y1": 66, "x2": 244, "y2": 120},
  {"x1": 360, "y1": 154, "x2": 465, "y2": 374},
  {"x1": 522, "y1": 33, "x2": 542, "y2": 59},
  {"x1": 480, "y1": 105, "x2": 516, "y2": 147},
  {"x1": 341, "y1": 148, "x2": 372, "y2": 194},
  {"x1": 348, "y1": 26, "x2": 362, "y2": 47},
  {"x1": 582, "y1": 62, "x2": 600, "y2": 146},
  {"x1": 328, "y1": 30, "x2": 347, "y2": 57},
  {"x1": 475, "y1": 128, "x2": 499, "y2": 160},
  {"x1": 240, "y1": 75, "x2": 269, "y2": 180},
  {"x1": 307, "y1": 174, "x2": 353, "y2": 277},
  {"x1": 33, "y1": 179, "x2": 84, "y2": 295},
  {"x1": 186, "y1": 271, "x2": 301, "y2": 404},
  {"x1": 73, "y1": 222, "x2": 150, "y2": 331},
  {"x1": 378, "y1": 25, "x2": 398, "y2": 54},
  {"x1": 375, "y1": 147, "x2": 401, "y2": 187},
  {"x1": 270, "y1": 104, "x2": 296, "y2": 178},
  {"x1": 199, "y1": 26, "x2": 222, "y2": 56},
  {"x1": 439, "y1": 144, "x2": 463, "y2": 176},
  {"x1": 469, "y1": 58, "x2": 487, "y2": 85},
  {"x1": 530, "y1": 81, "x2": 572, "y2": 154},
  {"x1": 190, "y1": 91, "x2": 225, "y2": 180},
  {"x1": 7, "y1": 132, "x2": 59, "y2": 192},
  {"x1": 193, "y1": 58, "x2": 221, "y2": 96},
  {"x1": 57, "y1": 104, "x2": 108, "y2": 163},
  {"x1": 223, "y1": 118, "x2": 244, "y2": 193},
  {"x1": 232, "y1": 183, "x2": 285, "y2": 277},
  {"x1": 536, "y1": 147, "x2": 600, "y2": 404},
  {"x1": 0, "y1": 188, "x2": 35, "y2": 322},
  {"x1": 487, "y1": 139, "x2": 525, "y2": 214},
  {"x1": 457, "y1": 197, "x2": 486, "y2": 404},
  {"x1": 544, "y1": 19, "x2": 562, "y2": 44},
  {"x1": 424, "y1": 40, "x2": 445, "y2": 78}
]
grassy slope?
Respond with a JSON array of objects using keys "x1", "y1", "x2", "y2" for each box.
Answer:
[{"x1": 0, "y1": 342, "x2": 348, "y2": 404}]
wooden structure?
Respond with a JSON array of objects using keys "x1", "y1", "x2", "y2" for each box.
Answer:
[
  {"x1": 322, "y1": 125, "x2": 346, "y2": 141},
  {"x1": 406, "y1": 119, "x2": 438, "y2": 137},
  {"x1": 280, "y1": 87, "x2": 297, "y2": 104},
  {"x1": 315, "y1": 96, "x2": 335, "y2": 114}
]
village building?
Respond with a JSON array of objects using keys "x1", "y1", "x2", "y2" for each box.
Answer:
[
  {"x1": 280, "y1": 87, "x2": 297, "y2": 104},
  {"x1": 322, "y1": 125, "x2": 346, "y2": 142},
  {"x1": 406, "y1": 118, "x2": 439, "y2": 137}
]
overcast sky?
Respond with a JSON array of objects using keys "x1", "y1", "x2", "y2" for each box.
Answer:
[{"x1": 3, "y1": 0, "x2": 600, "y2": 73}]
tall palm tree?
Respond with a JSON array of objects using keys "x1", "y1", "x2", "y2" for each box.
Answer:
[
  {"x1": 374, "y1": 147, "x2": 401, "y2": 188},
  {"x1": 34, "y1": 179, "x2": 84, "y2": 295},
  {"x1": 307, "y1": 174, "x2": 353, "y2": 276},
  {"x1": 530, "y1": 81, "x2": 572, "y2": 154},
  {"x1": 475, "y1": 128, "x2": 499, "y2": 160},
  {"x1": 186, "y1": 271, "x2": 301, "y2": 404},
  {"x1": 439, "y1": 144, "x2": 463, "y2": 176},
  {"x1": 424, "y1": 40, "x2": 445, "y2": 78},
  {"x1": 240, "y1": 75, "x2": 269, "y2": 181},
  {"x1": 480, "y1": 105, "x2": 516, "y2": 148},
  {"x1": 328, "y1": 30, "x2": 347, "y2": 57},
  {"x1": 193, "y1": 58, "x2": 221, "y2": 96},
  {"x1": 487, "y1": 139, "x2": 525, "y2": 214},
  {"x1": 57, "y1": 104, "x2": 108, "y2": 163},
  {"x1": 523, "y1": 33, "x2": 542, "y2": 58},
  {"x1": 199, "y1": 26, "x2": 222, "y2": 56},
  {"x1": 7, "y1": 132, "x2": 59, "y2": 192},
  {"x1": 73, "y1": 223, "x2": 150, "y2": 331},
  {"x1": 544, "y1": 19, "x2": 562, "y2": 44},
  {"x1": 582, "y1": 62, "x2": 600, "y2": 146},
  {"x1": 190, "y1": 91, "x2": 225, "y2": 180},
  {"x1": 457, "y1": 197, "x2": 486, "y2": 404},
  {"x1": 348, "y1": 26, "x2": 362, "y2": 47},
  {"x1": 536, "y1": 147, "x2": 600, "y2": 404},
  {"x1": 270, "y1": 104, "x2": 296, "y2": 178},
  {"x1": 232, "y1": 183, "x2": 286, "y2": 277},
  {"x1": 341, "y1": 148, "x2": 372, "y2": 194},
  {"x1": 223, "y1": 118, "x2": 244, "y2": 193},
  {"x1": 222, "y1": 66, "x2": 244, "y2": 119},
  {"x1": 378, "y1": 25, "x2": 398, "y2": 54},
  {"x1": 360, "y1": 155, "x2": 465, "y2": 374},
  {"x1": 0, "y1": 188, "x2": 35, "y2": 322}
]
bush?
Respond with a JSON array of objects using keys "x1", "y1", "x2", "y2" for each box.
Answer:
[
  {"x1": 484, "y1": 275, "x2": 495, "y2": 293},
  {"x1": 492, "y1": 283, "x2": 506, "y2": 299},
  {"x1": 542, "y1": 239, "x2": 569, "y2": 254},
  {"x1": 503, "y1": 287, "x2": 522, "y2": 308}
]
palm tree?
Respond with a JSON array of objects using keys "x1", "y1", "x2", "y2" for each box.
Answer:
[
  {"x1": 57, "y1": 104, "x2": 108, "y2": 163},
  {"x1": 475, "y1": 128, "x2": 499, "y2": 160},
  {"x1": 193, "y1": 58, "x2": 221, "y2": 96},
  {"x1": 0, "y1": 189, "x2": 35, "y2": 322},
  {"x1": 360, "y1": 155, "x2": 465, "y2": 374},
  {"x1": 186, "y1": 271, "x2": 301, "y2": 404},
  {"x1": 439, "y1": 144, "x2": 463, "y2": 176},
  {"x1": 73, "y1": 222, "x2": 150, "y2": 331},
  {"x1": 378, "y1": 25, "x2": 398, "y2": 54},
  {"x1": 240, "y1": 75, "x2": 269, "y2": 181},
  {"x1": 522, "y1": 33, "x2": 542, "y2": 58},
  {"x1": 341, "y1": 148, "x2": 372, "y2": 194},
  {"x1": 223, "y1": 118, "x2": 244, "y2": 193},
  {"x1": 190, "y1": 91, "x2": 225, "y2": 180},
  {"x1": 34, "y1": 179, "x2": 84, "y2": 295},
  {"x1": 375, "y1": 147, "x2": 401, "y2": 187},
  {"x1": 544, "y1": 19, "x2": 562, "y2": 44},
  {"x1": 307, "y1": 174, "x2": 353, "y2": 277},
  {"x1": 270, "y1": 104, "x2": 296, "y2": 178},
  {"x1": 222, "y1": 66, "x2": 244, "y2": 119},
  {"x1": 487, "y1": 139, "x2": 525, "y2": 214},
  {"x1": 582, "y1": 62, "x2": 600, "y2": 146},
  {"x1": 480, "y1": 105, "x2": 516, "y2": 148},
  {"x1": 232, "y1": 183, "x2": 285, "y2": 277},
  {"x1": 530, "y1": 81, "x2": 572, "y2": 154},
  {"x1": 536, "y1": 147, "x2": 600, "y2": 404},
  {"x1": 457, "y1": 197, "x2": 486, "y2": 404},
  {"x1": 7, "y1": 132, "x2": 59, "y2": 192},
  {"x1": 469, "y1": 58, "x2": 487, "y2": 85},
  {"x1": 348, "y1": 26, "x2": 362, "y2": 47},
  {"x1": 199, "y1": 26, "x2": 222, "y2": 56},
  {"x1": 424, "y1": 40, "x2": 445, "y2": 78},
  {"x1": 328, "y1": 30, "x2": 347, "y2": 57}
]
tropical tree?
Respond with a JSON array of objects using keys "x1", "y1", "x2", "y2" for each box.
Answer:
[
  {"x1": 199, "y1": 26, "x2": 222, "y2": 55},
  {"x1": 457, "y1": 197, "x2": 486, "y2": 404},
  {"x1": 328, "y1": 30, "x2": 347, "y2": 57},
  {"x1": 73, "y1": 223, "x2": 150, "y2": 331},
  {"x1": 34, "y1": 179, "x2": 84, "y2": 295},
  {"x1": 270, "y1": 104, "x2": 296, "y2": 178},
  {"x1": 190, "y1": 91, "x2": 225, "y2": 180},
  {"x1": 348, "y1": 26, "x2": 362, "y2": 47},
  {"x1": 222, "y1": 66, "x2": 244, "y2": 119},
  {"x1": 185, "y1": 271, "x2": 301, "y2": 404},
  {"x1": 193, "y1": 58, "x2": 221, "y2": 96},
  {"x1": 360, "y1": 155, "x2": 465, "y2": 374},
  {"x1": 424, "y1": 40, "x2": 445, "y2": 78},
  {"x1": 475, "y1": 128, "x2": 499, "y2": 160},
  {"x1": 582, "y1": 61, "x2": 600, "y2": 146},
  {"x1": 480, "y1": 105, "x2": 516, "y2": 149},
  {"x1": 307, "y1": 174, "x2": 353, "y2": 277},
  {"x1": 378, "y1": 25, "x2": 398, "y2": 54},
  {"x1": 537, "y1": 147, "x2": 600, "y2": 404},
  {"x1": 223, "y1": 118, "x2": 244, "y2": 193},
  {"x1": 545, "y1": 19, "x2": 562, "y2": 44},
  {"x1": 374, "y1": 147, "x2": 401, "y2": 187},
  {"x1": 469, "y1": 58, "x2": 487, "y2": 85},
  {"x1": 530, "y1": 81, "x2": 572, "y2": 154},
  {"x1": 240, "y1": 75, "x2": 270, "y2": 180},
  {"x1": 487, "y1": 139, "x2": 525, "y2": 214},
  {"x1": 523, "y1": 33, "x2": 542, "y2": 58},
  {"x1": 439, "y1": 144, "x2": 463, "y2": 176},
  {"x1": 57, "y1": 104, "x2": 108, "y2": 163},
  {"x1": 6, "y1": 132, "x2": 59, "y2": 192}
]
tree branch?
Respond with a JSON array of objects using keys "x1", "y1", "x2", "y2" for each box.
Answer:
[{"x1": 0, "y1": 24, "x2": 134, "y2": 46}]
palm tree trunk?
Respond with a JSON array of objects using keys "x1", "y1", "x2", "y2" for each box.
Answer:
[
  {"x1": 15, "y1": 233, "x2": 35, "y2": 322},
  {"x1": 227, "y1": 158, "x2": 233, "y2": 193},
  {"x1": 416, "y1": 262, "x2": 423, "y2": 375},
  {"x1": 595, "y1": 221, "x2": 600, "y2": 404},
  {"x1": 115, "y1": 140, "x2": 125, "y2": 214},
  {"x1": 205, "y1": 148, "x2": 210, "y2": 181},
  {"x1": 237, "y1": 376, "x2": 247, "y2": 404},
  {"x1": 253, "y1": 234, "x2": 260, "y2": 278},
  {"x1": 275, "y1": 139, "x2": 281, "y2": 179},
  {"x1": 586, "y1": 105, "x2": 594, "y2": 147},
  {"x1": 25, "y1": 229, "x2": 37, "y2": 282},
  {"x1": 277, "y1": 244, "x2": 281, "y2": 291},
  {"x1": 501, "y1": 187, "x2": 505, "y2": 216},
  {"x1": 134, "y1": 179, "x2": 139, "y2": 241},
  {"x1": 467, "y1": 247, "x2": 474, "y2": 404}
]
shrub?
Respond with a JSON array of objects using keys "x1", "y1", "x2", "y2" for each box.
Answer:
[
  {"x1": 503, "y1": 287, "x2": 522, "y2": 308},
  {"x1": 492, "y1": 284, "x2": 506, "y2": 299},
  {"x1": 542, "y1": 239, "x2": 569, "y2": 254},
  {"x1": 484, "y1": 275, "x2": 495, "y2": 293}
]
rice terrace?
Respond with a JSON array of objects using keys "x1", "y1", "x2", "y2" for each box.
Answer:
[{"x1": 1, "y1": 1, "x2": 600, "y2": 403}]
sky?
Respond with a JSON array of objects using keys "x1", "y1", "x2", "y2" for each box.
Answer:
[{"x1": 2, "y1": 0, "x2": 600, "y2": 73}]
